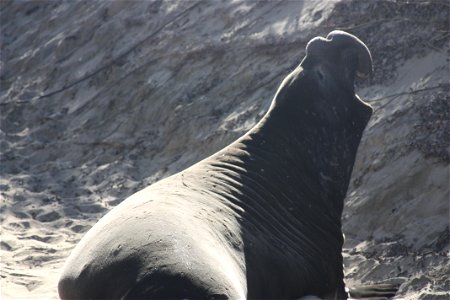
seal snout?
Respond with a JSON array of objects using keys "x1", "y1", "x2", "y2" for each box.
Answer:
[
  {"x1": 326, "y1": 30, "x2": 373, "y2": 79},
  {"x1": 304, "y1": 30, "x2": 373, "y2": 82}
]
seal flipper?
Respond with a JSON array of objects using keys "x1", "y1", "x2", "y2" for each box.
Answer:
[{"x1": 348, "y1": 283, "x2": 399, "y2": 299}]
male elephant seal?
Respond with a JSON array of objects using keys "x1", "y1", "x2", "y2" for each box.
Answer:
[{"x1": 59, "y1": 30, "x2": 388, "y2": 299}]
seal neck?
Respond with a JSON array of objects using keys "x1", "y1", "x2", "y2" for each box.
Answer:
[{"x1": 243, "y1": 67, "x2": 372, "y2": 216}]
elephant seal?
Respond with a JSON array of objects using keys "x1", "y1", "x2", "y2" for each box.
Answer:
[{"x1": 59, "y1": 30, "x2": 378, "y2": 299}]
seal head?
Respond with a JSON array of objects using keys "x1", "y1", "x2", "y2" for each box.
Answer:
[{"x1": 302, "y1": 30, "x2": 373, "y2": 90}]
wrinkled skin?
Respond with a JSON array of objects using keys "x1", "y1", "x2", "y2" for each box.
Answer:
[{"x1": 59, "y1": 31, "x2": 373, "y2": 300}]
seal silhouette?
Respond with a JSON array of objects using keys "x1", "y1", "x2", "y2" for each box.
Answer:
[{"x1": 59, "y1": 30, "x2": 378, "y2": 299}]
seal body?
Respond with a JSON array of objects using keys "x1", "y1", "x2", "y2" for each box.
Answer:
[{"x1": 59, "y1": 31, "x2": 373, "y2": 299}]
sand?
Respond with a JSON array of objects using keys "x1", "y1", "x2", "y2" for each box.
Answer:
[{"x1": 1, "y1": 0, "x2": 448, "y2": 299}]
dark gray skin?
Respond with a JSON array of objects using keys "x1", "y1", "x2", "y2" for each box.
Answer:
[{"x1": 59, "y1": 30, "x2": 374, "y2": 300}]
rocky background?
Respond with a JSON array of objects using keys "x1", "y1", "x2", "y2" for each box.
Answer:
[{"x1": 1, "y1": 0, "x2": 448, "y2": 298}]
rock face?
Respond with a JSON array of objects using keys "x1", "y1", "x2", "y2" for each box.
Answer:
[{"x1": 1, "y1": 0, "x2": 448, "y2": 299}]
